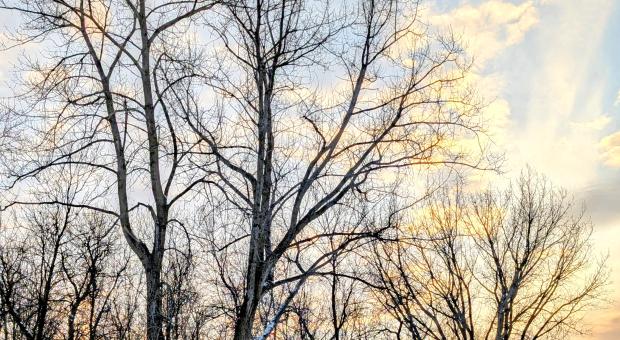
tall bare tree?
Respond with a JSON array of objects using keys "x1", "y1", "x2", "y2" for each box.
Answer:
[
  {"x1": 371, "y1": 170, "x2": 609, "y2": 340},
  {"x1": 172, "y1": 0, "x2": 490, "y2": 337},
  {"x1": 1, "y1": 0, "x2": 495, "y2": 338},
  {"x1": 0, "y1": 1, "x2": 219, "y2": 338}
]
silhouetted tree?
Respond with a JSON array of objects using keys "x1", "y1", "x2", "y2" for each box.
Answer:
[
  {"x1": 177, "y1": 0, "x2": 489, "y2": 337},
  {"x1": 371, "y1": 170, "x2": 608, "y2": 340},
  {"x1": 0, "y1": 1, "x2": 220, "y2": 338},
  {"x1": 0, "y1": 168, "x2": 132, "y2": 340}
]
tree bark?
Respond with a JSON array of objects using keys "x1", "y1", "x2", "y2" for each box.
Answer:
[
  {"x1": 233, "y1": 276, "x2": 262, "y2": 340},
  {"x1": 146, "y1": 262, "x2": 164, "y2": 340}
]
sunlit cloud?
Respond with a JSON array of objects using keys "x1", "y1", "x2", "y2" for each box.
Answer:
[
  {"x1": 599, "y1": 131, "x2": 620, "y2": 168},
  {"x1": 496, "y1": 0, "x2": 614, "y2": 190},
  {"x1": 427, "y1": 0, "x2": 540, "y2": 140},
  {"x1": 422, "y1": 0, "x2": 541, "y2": 190},
  {"x1": 430, "y1": 0, "x2": 538, "y2": 67}
]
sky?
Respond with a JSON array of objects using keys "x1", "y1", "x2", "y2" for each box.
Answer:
[
  {"x1": 430, "y1": 0, "x2": 620, "y2": 338},
  {"x1": 0, "y1": 0, "x2": 619, "y2": 338}
]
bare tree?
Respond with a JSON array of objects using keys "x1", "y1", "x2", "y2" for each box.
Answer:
[
  {"x1": 61, "y1": 213, "x2": 131, "y2": 340},
  {"x1": 0, "y1": 168, "x2": 132, "y2": 340},
  {"x1": 161, "y1": 235, "x2": 215, "y2": 340},
  {"x1": 108, "y1": 276, "x2": 143, "y2": 340},
  {"x1": 371, "y1": 170, "x2": 609, "y2": 340},
  {"x1": 0, "y1": 1, "x2": 219, "y2": 338},
  {"x1": 0, "y1": 169, "x2": 83, "y2": 340},
  {"x1": 176, "y1": 0, "x2": 488, "y2": 337}
]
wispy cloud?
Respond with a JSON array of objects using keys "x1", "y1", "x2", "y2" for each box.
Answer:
[
  {"x1": 430, "y1": 0, "x2": 538, "y2": 67},
  {"x1": 425, "y1": 0, "x2": 540, "y2": 189},
  {"x1": 501, "y1": 0, "x2": 615, "y2": 189}
]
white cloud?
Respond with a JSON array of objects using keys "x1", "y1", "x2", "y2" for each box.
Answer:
[
  {"x1": 428, "y1": 0, "x2": 615, "y2": 193},
  {"x1": 570, "y1": 115, "x2": 612, "y2": 131},
  {"x1": 430, "y1": 0, "x2": 538, "y2": 67},
  {"x1": 418, "y1": 1, "x2": 542, "y2": 191},
  {"x1": 505, "y1": 0, "x2": 615, "y2": 189}
]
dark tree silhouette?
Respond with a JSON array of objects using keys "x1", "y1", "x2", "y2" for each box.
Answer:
[{"x1": 0, "y1": 1, "x2": 219, "y2": 338}]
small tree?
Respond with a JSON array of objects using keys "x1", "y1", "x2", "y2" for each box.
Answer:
[{"x1": 0, "y1": 168, "x2": 131, "y2": 340}]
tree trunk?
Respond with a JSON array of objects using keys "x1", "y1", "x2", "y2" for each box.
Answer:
[
  {"x1": 233, "y1": 278, "x2": 264, "y2": 340},
  {"x1": 66, "y1": 302, "x2": 81, "y2": 340},
  {"x1": 233, "y1": 301, "x2": 258, "y2": 340},
  {"x1": 146, "y1": 264, "x2": 164, "y2": 340}
]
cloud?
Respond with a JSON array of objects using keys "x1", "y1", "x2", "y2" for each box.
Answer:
[
  {"x1": 501, "y1": 0, "x2": 615, "y2": 190},
  {"x1": 423, "y1": 1, "x2": 541, "y2": 190},
  {"x1": 570, "y1": 115, "x2": 612, "y2": 131},
  {"x1": 430, "y1": 0, "x2": 538, "y2": 67},
  {"x1": 599, "y1": 131, "x2": 620, "y2": 167},
  {"x1": 425, "y1": 0, "x2": 541, "y2": 137}
]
